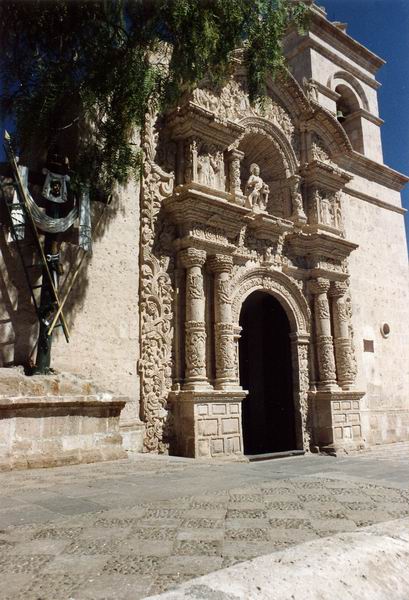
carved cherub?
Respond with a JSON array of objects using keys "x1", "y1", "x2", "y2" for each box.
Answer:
[{"x1": 244, "y1": 163, "x2": 269, "y2": 212}]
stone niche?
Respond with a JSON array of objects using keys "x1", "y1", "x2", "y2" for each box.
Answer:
[{"x1": 0, "y1": 368, "x2": 127, "y2": 470}]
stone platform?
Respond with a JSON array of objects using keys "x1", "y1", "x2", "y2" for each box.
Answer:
[{"x1": 0, "y1": 368, "x2": 127, "y2": 470}]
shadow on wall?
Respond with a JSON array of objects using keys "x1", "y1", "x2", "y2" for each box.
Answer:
[{"x1": 0, "y1": 175, "x2": 121, "y2": 370}]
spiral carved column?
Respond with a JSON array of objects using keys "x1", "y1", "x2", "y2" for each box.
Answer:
[
  {"x1": 330, "y1": 281, "x2": 357, "y2": 390},
  {"x1": 208, "y1": 255, "x2": 237, "y2": 390},
  {"x1": 309, "y1": 278, "x2": 338, "y2": 390},
  {"x1": 180, "y1": 248, "x2": 210, "y2": 390}
]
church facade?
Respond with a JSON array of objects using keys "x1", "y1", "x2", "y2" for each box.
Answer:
[{"x1": 2, "y1": 3, "x2": 409, "y2": 466}]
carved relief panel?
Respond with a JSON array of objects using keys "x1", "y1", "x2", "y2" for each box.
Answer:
[
  {"x1": 196, "y1": 143, "x2": 226, "y2": 191},
  {"x1": 308, "y1": 187, "x2": 345, "y2": 235}
]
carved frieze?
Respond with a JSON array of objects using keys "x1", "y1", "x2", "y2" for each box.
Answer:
[{"x1": 192, "y1": 78, "x2": 296, "y2": 146}]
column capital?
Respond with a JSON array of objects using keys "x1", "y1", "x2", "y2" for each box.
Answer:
[
  {"x1": 179, "y1": 247, "x2": 207, "y2": 269},
  {"x1": 329, "y1": 280, "x2": 348, "y2": 298},
  {"x1": 207, "y1": 254, "x2": 233, "y2": 274},
  {"x1": 227, "y1": 148, "x2": 245, "y2": 161},
  {"x1": 308, "y1": 277, "x2": 330, "y2": 295}
]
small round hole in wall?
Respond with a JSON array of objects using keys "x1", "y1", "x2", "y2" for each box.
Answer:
[{"x1": 380, "y1": 323, "x2": 390, "y2": 338}]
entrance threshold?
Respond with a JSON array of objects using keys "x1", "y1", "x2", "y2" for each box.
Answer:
[{"x1": 246, "y1": 449, "x2": 305, "y2": 462}]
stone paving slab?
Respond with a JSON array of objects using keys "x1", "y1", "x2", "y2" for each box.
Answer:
[
  {"x1": 0, "y1": 451, "x2": 408, "y2": 599},
  {"x1": 146, "y1": 518, "x2": 409, "y2": 600}
]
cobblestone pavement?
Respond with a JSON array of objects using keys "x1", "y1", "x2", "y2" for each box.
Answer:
[{"x1": 0, "y1": 449, "x2": 408, "y2": 600}]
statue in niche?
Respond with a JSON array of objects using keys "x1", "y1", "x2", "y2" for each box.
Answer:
[
  {"x1": 197, "y1": 149, "x2": 224, "y2": 190},
  {"x1": 244, "y1": 163, "x2": 270, "y2": 212},
  {"x1": 320, "y1": 195, "x2": 332, "y2": 226},
  {"x1": 289, "y1": 175, "x2": 307, "y2": 223}
]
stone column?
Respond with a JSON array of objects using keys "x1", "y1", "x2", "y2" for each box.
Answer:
[
  {"x1": 208, "y1": 255, "x2": 237, "y2": 390},
  {"x1": 309, "y1": 278, "x2": 338, "y2": 390},
  {"x1": 180, "y1": 248, "x2": 210, "y2": 390},
  {"x1": 330, "y1": 281, "x2": 357, "y2": 390},
  {"x1": 290, "y1": 333, "x2": 311, "y2": 451},
  {"x1": 227, "y1": 149, "x2": 245, "y2": 205}
]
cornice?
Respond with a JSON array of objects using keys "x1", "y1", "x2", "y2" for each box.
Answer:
[
  {"x1": 343, "y1": 109, "x2": 384, "y2": 127},
  {"x1": 338, "y1": 152, "x2": 409, "y2": 192},
  {"x1": 286, "y1": 231, "x2": 358, "y2": 261},
  {"x1": 344, "y1": 186, "x2": 406, "y2": 215},
  {"x1": 301, "y1": 159, "x2": 352, "y2": 190},
  {"x1": 309, "y1": 12, "x2": 385, "y2": 74}
]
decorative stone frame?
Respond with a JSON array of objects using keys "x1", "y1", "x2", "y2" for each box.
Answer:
[{"x1": 231, "y1": 267, "x2": 312, "y2": 451}]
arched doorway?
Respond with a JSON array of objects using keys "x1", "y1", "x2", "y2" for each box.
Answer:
[{"x1": 239, "y1": 290, "x2": 297, "y2": 455}]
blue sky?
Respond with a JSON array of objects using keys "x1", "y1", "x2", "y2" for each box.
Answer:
[{"x1": 322, "y1": 0, "x2": 409, "y2": 252}]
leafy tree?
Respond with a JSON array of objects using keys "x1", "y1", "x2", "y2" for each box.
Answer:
[{"x1": 0, "y1": 0, "x2": 308, "y2": 194}]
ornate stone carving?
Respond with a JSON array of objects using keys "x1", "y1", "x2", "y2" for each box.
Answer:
[
  {"x1": 180, "y1": 247, "x2": 207, "y2": 269},
  {"x1": 330, "y1": 281, "x2": 357, "y2": 389},
  {"x1": 192, "y1": 79, "x2": 295, "y2": 141},
  {"x1": 316, "y1": 335, "x2": 337, "y2": 384},
  {"x1": 183, "y1": 137, "x2": 198, "y2": 183},
  {"x1": 308, "y1": 187, "x2": 345, "y2": 234},
  {"x1": 231, "y1": 268, "x2": 310, "y2": 335},
  {"x1": 208, "y1": 254, "x2": 236, "y2": 389},
  {"x1": 227, "y1": 149, "x2": 244, "y2": 202},
  {"x1": 289, "y1": 175, "x2": 307, "y2": 223},
  {"x1": 309, "y1": 278, "x2": 337, "y2": 389},
  {"x1": 197, "y1": 144, "x2": 226, "y2": 191},
  {"x1": 215, "y1": 323, "x2": 236, "y2": 377},
  {"x1": 140, "y1": 107, "x2": 175, "y2": 453},
  {"x1": 180, "y1": 248, "x2": 209, "y2": 389},
  {"x1": 295, "y1": 341, "x2": 312, "y2": 449},
  {"x1": 244, "y1": 163, "x2": 270, "y2": 212},
  {"x1": 302, "y1": 77, "x2": 319, "y2": 103},
  {"x1": 185, "y1": 321, "x2": 207, "y2": 377},
  {"x1": 186, "y1": 271, "x2": 204, "y2": 301},
  {"x1": 310, "y1": 134, "x2": 331, "y2": 163}
]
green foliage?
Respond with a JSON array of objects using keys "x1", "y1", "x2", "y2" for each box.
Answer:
[{"x1": 0, "y1": 0, "x2": 308, "y2": 195}]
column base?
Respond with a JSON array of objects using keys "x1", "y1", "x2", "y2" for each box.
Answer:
[
  {"x1": 309, "y1": 389, "x2": 365, "y2": 454},
  {"x1": 318, "y1": 382, "x2": 340, "y2": 392},
  {"x1": 168, "y1": 389, "x2": 247, "y2": 459},
  {"x1": 182, "y1": 381, "x2": 213, "y2": 392}
]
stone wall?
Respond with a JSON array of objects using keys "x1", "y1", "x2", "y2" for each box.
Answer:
[
  {"x1": 51, "y1": 179, "x2": 143, "y2": 451},
  {"x1": 343, "y1": 191, "x2": 409, "y2": 445}
]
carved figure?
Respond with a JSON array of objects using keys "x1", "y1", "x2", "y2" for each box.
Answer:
[
  {"x1": 302, "y1": 77, "x2": 319, "y2": 103},
  {"x1": 320, "y1": 195, "x2": 332, "y2": 226},
  {"x1": 244, "y1": 163, "x2": 269, "y2": 212}
]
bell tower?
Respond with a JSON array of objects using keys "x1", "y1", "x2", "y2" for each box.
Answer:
[{"x1": 284, "y1": 2, "x2": 384, "y2": 163}]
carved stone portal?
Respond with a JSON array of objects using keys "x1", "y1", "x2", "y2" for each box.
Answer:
[{"x1": 139, "y1": 70, "x2": 363, "y2": 458}]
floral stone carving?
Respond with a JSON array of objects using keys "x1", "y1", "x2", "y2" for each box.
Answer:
[{"x1": 140, "y1": 107, "x2": 175, "y2": 453}]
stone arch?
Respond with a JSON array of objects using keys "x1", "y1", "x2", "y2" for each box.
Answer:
[
  {"x1": 328, "y1": 71, "x2": 370, "y2": 111},
  {"x1": 232, "y1": 268, "x2": 312, "y2": 452},
  {"x1": 231, "y1": 268, "x2": 310, "y2": 334},
  {"x1": 235, "y1": 117, "x2": 299, "y2": 178},
  {"x1": 309, "y1": 104, "x2": 353, "y2": 158}
]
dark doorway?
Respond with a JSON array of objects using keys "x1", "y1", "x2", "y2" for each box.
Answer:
[{"x1": 239, "y1": 291, "x2": 296, "y2": 455}]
